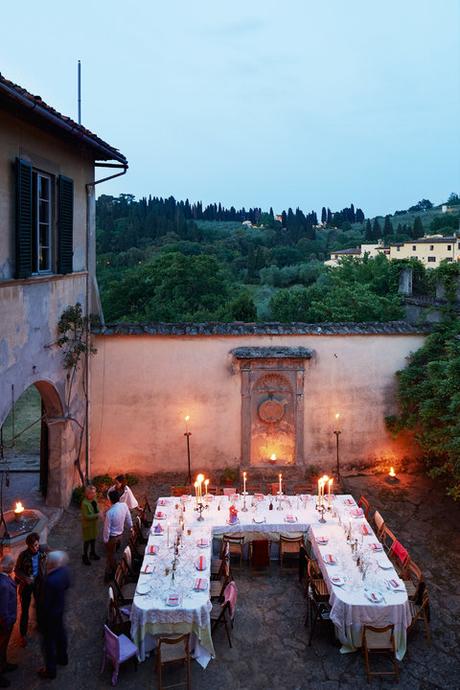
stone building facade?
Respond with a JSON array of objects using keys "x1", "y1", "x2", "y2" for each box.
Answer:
[{"x1": 0, "y1": 74, "x2": 127, "y2": 506}]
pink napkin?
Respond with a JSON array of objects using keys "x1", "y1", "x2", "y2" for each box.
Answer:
[
  {"x1": 254, "y1": 493, "x2": 264, "y2": 501},
  {"x1": 369, "y1": 591, "x2": 379, "y2": 602},
  {"x1": 389, "y1": 578, "x2": 400, "y2": 589},
  {"x1": 360, "y1": 524, "x2": 371, "y2": 536},
  {"x1": 194, "y1": 578, "x2": 207, "y2": 591},
  {"x1": 344, "y1": 498, "x2": 355, "y2": 505},
  {"x1": 148, "y1": 545, "x2": 158, "y2": 555},
  {"x1": 153, "y1": 523, "x2": 164, "y2": 534},
  {"x1": 325, "y1": 553, "x2": 335, "y2": 564},
  {"x1": 285, "y1": 515, "x2": 296, "y2": 522},
  {"x1": 157, "y1": 499, "x2": 166, "y2": 506},
  {"x1": 141, "y1": 563, "x2": 153, "y2": 574},
  {"x1": 350, "y1": 508, "x2": 364, "y2": 518},
  {"x1": 317, "y1": 536, "x2": 328, "y2": 545},
  {"x1": 167, "y1": 593, "x2": 180, "y2": 606},
  {"x1": 155, "y1": 511, "x2": 165, "y2": 519},
  {"x1": 370, "y1": 542, "x2": 383, "y2": 551},
  {"x1": 195, "y1": 555, "x2": 206, "y2": 571}
]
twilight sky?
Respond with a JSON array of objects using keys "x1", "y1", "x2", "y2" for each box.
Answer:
[{"x1": 2, "y1": 0, "x2": 459, "y2": 217}]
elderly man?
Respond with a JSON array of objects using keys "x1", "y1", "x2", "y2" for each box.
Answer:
[
  {"x1": 103, "y1": 490, "x2": 132, "y2": 582},
  {"x1": 14, "y1": 532, "x2": 47, "y2": 647},
  {"x1": 37, "y1": 551, "x2": 70, "y2": 680},
  {"x1": 0, "y1": 555, "x2": 18, "y2": 688}
]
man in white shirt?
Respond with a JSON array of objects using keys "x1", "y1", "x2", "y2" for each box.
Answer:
[
  {"x1": 109, "y1": 475, "x2": 139, "y2": 512},
  {"x1": 103, "y1": 490, "x2": 132, "y2": 582}
]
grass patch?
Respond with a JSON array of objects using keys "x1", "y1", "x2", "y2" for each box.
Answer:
[{"x1": 2, "y1": 386, "x2": 41, "y2": 455}]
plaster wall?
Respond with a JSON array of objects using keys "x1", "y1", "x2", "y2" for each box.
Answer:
[
  {"x1": 90, "y1": 333, "x2": 425, "y2": 476},
  {"x1": 0, "y1": 108, "x2": 94, "y2": 279}
]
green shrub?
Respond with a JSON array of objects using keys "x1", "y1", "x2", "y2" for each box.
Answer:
[{"x1": 72, "y1": 486, "x2": 85, "y2": 506}]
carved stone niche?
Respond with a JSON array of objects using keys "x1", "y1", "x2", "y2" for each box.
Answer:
[{"x1": 230, "y1": 347, "x2": 313, "y2": 468}]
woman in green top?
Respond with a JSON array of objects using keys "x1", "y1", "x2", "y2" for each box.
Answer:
[{"x1": 81, "y1": 485, "x2": 100, "y2": 565}]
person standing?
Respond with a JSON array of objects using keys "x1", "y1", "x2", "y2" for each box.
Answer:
[
  {"x1": 37, "y1": 551, "x2": 70, "y2": 680},
  {"x1": 14, "y1": 532, "x2": 47, "y2": 647},
  {"x1": 0, "y1": 555, "x2": 18, "y2": 688},
  {"x1": 103, "y1": 490, "x2": 132, "y2": 582},
  {"x1": 109, "y1": 475, "x2": 139, "y2": 512},
  {"x1": 81, "y1": 485, "x2": 100, "y2": 566}
]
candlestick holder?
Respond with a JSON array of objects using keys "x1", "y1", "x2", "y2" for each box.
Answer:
[
  {"x1": 194, "y1": 502, "x2": 208, "y2": 521},
  {"x1": 318, "y1": 505, "x2": 326, "y2": 524},
  {"x1": 241, "y1": 494, "x2": 248, "y2": 512}
]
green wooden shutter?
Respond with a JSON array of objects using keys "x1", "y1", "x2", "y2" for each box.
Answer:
[
  {"x1": 58, "y1": 175, "x2": 74, "y2": 274},
  {"x1": 15, "y1": 158, "x2": 33, "y2": 278}
]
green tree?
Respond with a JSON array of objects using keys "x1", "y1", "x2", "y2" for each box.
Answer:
[
  {"x1": 226, "y1": 292, "x2": 257, "y2": 321},
  {"x1": 412, "y1": 216, "x2": 424, "y2": 239},
  {"x1": 372, "y1": 218, "x2": 381, "y2": 241},
  {"x1": 383, "y1": 215, "x2": 394, "y2": 241}
]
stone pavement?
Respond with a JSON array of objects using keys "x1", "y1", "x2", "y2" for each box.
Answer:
[{"x1": 3, "y1": 469, "x2": 460, "y2": 689}]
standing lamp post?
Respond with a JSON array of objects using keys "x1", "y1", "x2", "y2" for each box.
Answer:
[
  {"x1": 0, "y1": 434, "x2": 11, "y2": 554},
  {"x1": 333, "y1": 413, "x2": 342, "y2": 484},
  {"x1": 184, "y1": 416, "x2": 192, "y2": 486}
]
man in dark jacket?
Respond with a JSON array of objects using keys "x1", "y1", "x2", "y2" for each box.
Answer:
[
  {"x1": 0, "y1": 555, "x2": 18, "y2": 688},
  {"x1": 14, "y1": 532, "x2": 47, "y2": 647},
  {"x1": 37, "y1": 551, "x2": 71, "y2": 680}
]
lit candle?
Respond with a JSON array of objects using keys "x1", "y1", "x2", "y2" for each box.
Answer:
[
  {"x1": 196, "y1": 473, "x2": 204, "y2": 501},
  {"x1": 194, "y1": 481, "x2": 199, "y2": 504},
  {"x1": 243, "y1": 471, "x2": 247, "y2": 494},
  {"x1": 318, "y1": 479, "x2": 321, "y2": 504},
  {"x1": 389, "y1": 466, "x2": 396, "y2": 478},
  {"x1": 184, "y1": 415, "x2": 190, "y2": 433},
  {"x1": 279, "y1": 473, "x2": 282, "y2": 495},
  {"x1": 204, "y1": 479, "x2": 209, "y2": 498}
]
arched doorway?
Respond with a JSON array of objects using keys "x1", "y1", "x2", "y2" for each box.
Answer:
[{"x1": 1, "y1": 380, "x2": 65, "y2": 503}]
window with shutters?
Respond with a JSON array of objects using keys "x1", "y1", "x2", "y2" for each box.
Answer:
[
  {"x1": 32, "y1": 171, "x2": 53, "y2": 273},
  {"x1": 15, "y1": 158, "x2": 74, "y2": 279}
]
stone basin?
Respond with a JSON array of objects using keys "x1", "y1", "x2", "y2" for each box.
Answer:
[{"x1": 0, "y1": 509, "x2": 49, "y2": 556}]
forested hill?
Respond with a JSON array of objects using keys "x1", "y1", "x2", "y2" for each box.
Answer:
[{"x1": 96, "y1": 193, "x2": 460, "y2": 324}]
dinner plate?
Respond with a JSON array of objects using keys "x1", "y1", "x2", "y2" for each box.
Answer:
[
  {"x1": 166, "y1": 594, "x2": 181, "y2": 607},
  {"x1": 330, "y1": 575, "x2": 345, "y2": 586},
  {"x1": 365, "y1": 589, "x2": 383, "y2": 603},
  {"x1": 136, "y1": 582, "x2": 151, "y2": 595},
  {"x1": 226, "y1": 518, "x2": 240, "y2": 526},
  {"x1": 377, "y1": 558, "x2": 393, "y2": 570},
  {"x1": 316, "y1": 536, "x2": 329, "y2": 545},
  {"x1": 197, "y1": 540, "x2": 209, "y2": 548}
]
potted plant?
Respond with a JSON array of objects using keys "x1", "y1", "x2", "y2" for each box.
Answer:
[{"x1": 220, "y1": 467, "x2": 238, "y2": 487}]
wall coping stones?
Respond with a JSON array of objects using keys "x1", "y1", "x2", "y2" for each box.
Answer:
[
  {"x1": 230, "y1": 346, "x2": 313, "y2": 359},
  {"x1": 96, "y1": 320, "x2": 432, "y2": 337}
]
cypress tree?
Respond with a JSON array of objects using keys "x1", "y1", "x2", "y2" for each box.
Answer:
[
  {"x1": 372, "y1": 218, "x2": 381, "y2": 241},
  {"x1": 412, "y1": 216, "x2": 424, "y2": 239},
  {"x1": 383, "y1": 215, "x2": 394, "y2": 241},
  {"x1": 365, "y1": 219, "x2": 373, "y2": 241},
  {"x1": 321, "y1": 207, "x2": 327, "y2": 224}
]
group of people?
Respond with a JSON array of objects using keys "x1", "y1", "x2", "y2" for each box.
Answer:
[
  {"x1": 0, "y1": 474, "x2": 138, "y2": 686},
  {"x1": 0, "y1": 534, "x2": 70, "y2": 686},
  {"x1": 80, "y1": 474, "x2": 139, "y2": 581}
]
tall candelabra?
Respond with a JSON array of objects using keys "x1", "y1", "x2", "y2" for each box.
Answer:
[{"x1": 194, "y1": 501, "x2": 208, "y2": 522}]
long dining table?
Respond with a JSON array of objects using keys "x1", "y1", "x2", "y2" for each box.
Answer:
[{"x1": 130, "y1": 492, "x2": 411, "y2": 666}]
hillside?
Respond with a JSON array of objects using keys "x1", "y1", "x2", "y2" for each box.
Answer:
[{"x1": 96, "y1": 193, "x2": 459, "y2": 323}]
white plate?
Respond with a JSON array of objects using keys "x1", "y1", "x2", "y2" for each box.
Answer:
[
  {"x1": 136, "y1": 582, "x2": 151, "y2": 595},
  {"x1": 377, "y1": 558, "x2": 393, "y2": 570},
  {"x1": 330, "y1": 575, "x2": 345, "y2": 586},
  {"x1": 197, "y1": 541, "x2": 209, "y2": 548},
  {"x1": 365, "y1": 590, "x2": 383, "y2": 603},
  {"x1": 166, "y1": 594, "x2": 181, "y2": 607},
  {"x1": 316, "y1": 536, "x2": 329, "y2": 545}
]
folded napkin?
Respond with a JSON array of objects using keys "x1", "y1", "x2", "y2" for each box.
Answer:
[
  {"x1": 254, "y1": 493, "x2": 264, "y2": 501},
  {"x1": 324, "y1": 553, "x2": 336, "y2": 564},
  {"x1": 360, "y1": 524, "x2": 371, "y2": 536},
  {"x1": 344, "y1": 498, "x2": 355, "y2": 506},
  {"x1": 197, "y1": 538, "x2": 209, "y2": 547},
  {"x1": 157, "y1": 499, "x2": 167, "y2": 506},
  {"x1": 350, "y1": 507, "x2": 364, "y2": 518},
  {"x1": 316, "y1": 536, "x2": 328, "y2": 545},
  {"x1": 195, "y1": 555, "x2": 206, "y2": 571},
  {"x1": 141, "y1": 563, "x2": 153, "y2": 574},
  {"x1": 285, "y1": 515, "x2": 297, "y2": 522},
  {"x1": 155, "y1": 511, "x2": 166, "y2": 519},
  {"x1": 166, "y1": 593, "x2": 180, "y2": 606},
  {"x1": 370, "y1": 542, "x2": 383, "y2": 551},
  {"x1": 148, "y1": 545, "x2": 159, "y2": 555},
  {"x1": 194, "y1": 578, "x2": 208, "y2": 591},
  {"x1": 153, "y1": 523, "x2": 164, "y2": 534},
  {"x1": 387, "y1": 578, "x2": 404, "y2": 591}
]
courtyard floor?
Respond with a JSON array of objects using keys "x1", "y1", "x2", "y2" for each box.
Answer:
[{"x1": 3, "y1": 467, "x2": 460, "y2": 690}]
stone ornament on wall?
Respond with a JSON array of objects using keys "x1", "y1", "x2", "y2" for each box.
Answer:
[{"x1": 231, "y1": 346, "x2": 313, "y2": 468}]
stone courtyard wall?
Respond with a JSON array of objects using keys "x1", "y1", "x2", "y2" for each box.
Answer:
[{"x1": 90, "y1": 323, "x2": 427, "y2": 477}]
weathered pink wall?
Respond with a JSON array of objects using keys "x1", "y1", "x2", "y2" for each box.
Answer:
[{"x1": 90, "y1": 332, "x2": 424, "y2": 476}]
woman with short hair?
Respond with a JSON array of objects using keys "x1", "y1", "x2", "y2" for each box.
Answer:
[{"x1": 80, "y1": 485, "x2": 100, "y2": 566}]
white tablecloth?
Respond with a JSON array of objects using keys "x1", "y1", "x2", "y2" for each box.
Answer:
[{"x1": 130, "y1": 493, "x2": 410, "y2": 665}]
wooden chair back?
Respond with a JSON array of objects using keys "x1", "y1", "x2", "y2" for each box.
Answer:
[
  {"x1": 357, "y1": 495, "x2": 370, "y2": 519},
  {"x1": 362, "y1": 624, "x2": 398, "y2": 681},
  {"x1": 373, "y1": 510, "x2": 385, "y2": 539},
  {"x1": 381, "y1": 525, "x2": 397, "y2": 553},
  {"x1": 157, "y1": 633, "x2": 191, "y2": 690}
]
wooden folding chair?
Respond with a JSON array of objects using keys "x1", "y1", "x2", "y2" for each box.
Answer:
[
  {"x1": 408, "y1": 588, "x2": 431, "y2": 645},
  {"x1": 357, "y1": 495, "x2": 370, "y2": 520},
  {"x1": 361, "y1": 624, "x2": 399, "y2": 681},
  {"x1": 305, "y1": 577, "x2": 332, "y2": 645},
  {"x1": 381, "y1": 525, "x2": 397, "y2": 554},
  {"x1": 373, "y1": 510, "x2": 385, "y2": 540},
  {"x1": 403, "y1": 559, "x2": 424, "y2": 601},
  {"x1": 223, "y1": 534, "x2": 245, "y2": 570},
  {"x1": 249, "y1": 539, "x2": 271, "y2": 573},
  {"x1": 279, "y1": 534, "x2": 304, "y2": 573},
  {"x1": 156, "y1": 633, "x2": 191, "y2": 690}
]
